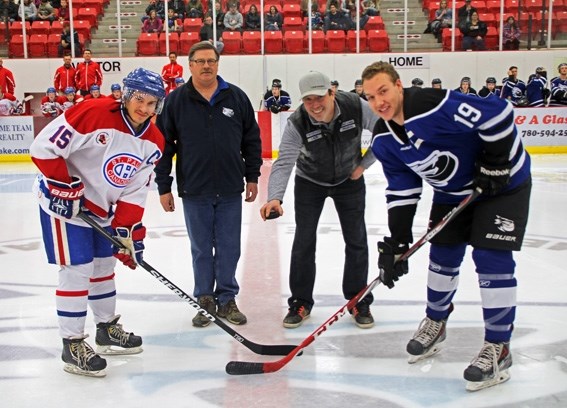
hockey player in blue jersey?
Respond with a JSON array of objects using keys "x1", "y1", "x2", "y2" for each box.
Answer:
[
  {"x1": 361, "y1": 61, "x2": 531, "y2": 392},
  {"x1": 501, "y1": 65, "x2": 527, "y2": 106},
  {"x1": 477, "y1": 76, "x2": 500, "y2": 98},
  {"x1": 549, "y1": 62, "x2": 567, "y2": 107},
  {"x1": 526, "y1": 67, "x2": 549, "y2": 107}
]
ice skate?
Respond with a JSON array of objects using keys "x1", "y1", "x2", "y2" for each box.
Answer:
[
  {"x1": 62, "y1": 336, "x2": 107, "y2": 377},
  {"x1": 407, "y1": 316, "x2": 449, "y2": 363},
  {"x1": 95, "y1": 315, "x2": 143, "y2": 355},
  {"x1": 464, "y1": 341, "x2": 512, "y2": 391}
]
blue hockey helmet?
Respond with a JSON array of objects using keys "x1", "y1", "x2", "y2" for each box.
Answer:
[
  {"x1": 175, "y1": 77, "x2": 185, "y2": 84},
  {"x1": 64, "y1": 87, "x2": 76, "y2": 95},
  {"x1": 46, "y1": 87, "x2": 56, "y2": 94},
  {"x1": 90, "y1": 85, "x2": 100, "y2": 92},
  {"x1": 122, "y1": 68, "x2": 166, "y2": 114},
  {"x1": 111, "y1": 83, "x2": 121, "y2": 91}
]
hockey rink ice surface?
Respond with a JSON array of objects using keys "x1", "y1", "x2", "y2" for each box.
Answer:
[{"x1": 1, "y1": 154, "x2": 566, "y2": 408}]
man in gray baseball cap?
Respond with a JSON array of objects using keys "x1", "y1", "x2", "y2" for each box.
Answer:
[{"x1": 260, "y1": 70, "x2": 378, "y2": 330}]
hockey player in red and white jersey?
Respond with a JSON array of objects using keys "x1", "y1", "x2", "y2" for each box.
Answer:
[
  {"x1": 60, "y1": 86, "x2": 77, "y2": 111},
  {"x1": 30, "y1": 68, "x2": 166, "y2": 378},
  {"x1": 0, "y1": 89, "x2": 18, "y2": 115},
  {"x1": 40, "y1": 87, "x2": 65, "y2": 117}
]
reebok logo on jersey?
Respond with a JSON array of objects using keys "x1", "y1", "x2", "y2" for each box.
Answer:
[
  {"x1": 222, "y1": 107, "x2": 234, "y2": 118},
  {"x1": 479, "y1": 280, "x2": 491, "y2": 287},
  {"x1": 104, "y1": 153, "x2": 142, "y2": 188},
  {"x1": 495, "y1": 215, "x2": 515, "y2": 232}
]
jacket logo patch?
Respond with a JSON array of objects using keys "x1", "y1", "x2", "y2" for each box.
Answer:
[
  {"x1": 339, "y1": 119, "x2": 356, "y2": 132},
  {"x1": 96, "y1": 132, "x2": 110, "y2": 146},
  {"x1": 104, "y1": 153, "x2": 142, "y2": 188},
  {"x1": 223, "y1": 107, "x2": 234, "y2": 117},
  {"x1": 306, "y1": 130, "x2": 323, "y2": 142}
]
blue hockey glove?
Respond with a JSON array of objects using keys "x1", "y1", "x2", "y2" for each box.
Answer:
[
  {"x1": 378, "y1": 237, "x2": 409, "y2": 289},
  {"x1": 46, "y1": 176, "x2": 85, "y2": 219},
  {"x1": 474, "y1": 160, "x2": 511, "y2": 196},
  {"x1": 113, "y1": 222, "x2": 146, "y2": 269}
]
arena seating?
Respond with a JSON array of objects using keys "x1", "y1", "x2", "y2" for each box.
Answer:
[
  {"x1": 159, "y1": 32, "x2": 179, "y2": 55},
  {"x1": 222, "y1": 31, "x2": 242, "y2": 54},
  {"x1": 305, "y1": 30, "x2": 326, "y2": 53},
  {"x1": 31, "y1": 21, "x2": 51, "y2": 36},
  {"x1": 264, "y1": 30, "x2": 283, "y2": 53},
  {"x1": 242, "y1": 30, "x2": 262, "y2": 54},
  {"x1": 326, "y1": 30, "x2": 346, "y2": 53},
  {"x1": 136, "y1": 32, "x2": 159, "y2": 55},
  {"x1": 29, "y1": 34, "x2": 48, "y2": 57},
  {"x1": 367, "y1": 29, "x2": 390, "y2": 52},
  {"x1": 284, "y1": 30, "x2": 304, "y2": 53},
  {"x1": 347, "y1": 30, "x2": 367, "y2": 52},
  {"x1": 179, "y1": 31, "x2": 200, "y2": 54},
  {"x1": 8, "y1": 34, "x2": 27, "y2": 58}
]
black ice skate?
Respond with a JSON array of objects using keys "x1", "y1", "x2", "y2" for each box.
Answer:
[
  {"x1": 95, "y1": 315, "x2": 143, "y2": 355},
  {"x1": 406, "y1": 304, "x2": 454, "y2": 364},
  {"x1": 62, "y1": 336, "x2": 107, "y2": 377},
  {"x1": 464, "y1": 341, "x2": 512, "y2": 391}
]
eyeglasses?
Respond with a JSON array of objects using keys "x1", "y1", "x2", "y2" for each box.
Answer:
[{"x1": 190, "y1": 59, "x2": 218, "y2": 66}]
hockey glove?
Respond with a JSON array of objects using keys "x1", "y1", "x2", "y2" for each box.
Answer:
[
  {"x1": 474, "y1": 159, "x2": 511, "y2": 196},
  {"x1": 46, "y1": 176, "x2": 85, "y2": 219},
  {"x1": 270, "y1": 104, "x2": 281, "y2": 114},
  {"x1": 113, "y1": 222, "x2": 146, "y2": 269},
  {"x1": 378, "y1": 237, "x2": 409, "y2": 289}
]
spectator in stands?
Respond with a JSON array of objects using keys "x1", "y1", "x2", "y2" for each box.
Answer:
[
  {"x1": 324, "y1": 4, "x2": 351, "y2": 32},
  {"x1": 166, "y1": 8, "x2": 182, "y2": 32},
  {"x1": 142, "y1": 9, "x2": 163, "y2": 33},
  {"x1": 245, "y1": 4, "x2": 261, "y2": 30},
  {"x1": 503, "y1": 16, "x2": 521, "y2": 50},
  {"x1": 331, "y1": 79, "x2": 339, "y2": 92},
  {"x1": 265, "y1": 5, "x2": 282, "y2": 31},
  {"x1": 161, "y1": 51, "x2": 183, "y2": 95},
  {"x1": 223, "y1": 2, "x2": 242, "y2": 32},
  {"x1": 300, "y1": 0, "x2": 309, "y2": 18},
  {"x1": 75, "y1": 49, "x2": 103, "y2": 97},
  {"x1": 501, "y1": 65, "x2": 527, "y2": 106},
  {"x1": 214, "y1": 1, "x2": 225, "y2": 33},
  {"x1": 263, "y1": 79, "x2": 292, "y2": 113},
  {"x1": 0, "y1": 0, "x2": 19, "y2": 23},
  {"x1": 142, "y1": 0, "x2": 165, "y2": 22},
  {"x1": 457, "y1": 0, "x2": 477, "y2": 30},
  {"x1": 108, "y1": 83, "x2": 123, "y2": 101},
  {"x1": 53, "y1": 55, "x2": 76, "y2": 95},
  {"x1": 19, "y1": 0, "x2": 38, "y2": 22},
  {"x1": 550, "y1": 63, "x2": 567, "y2": 107},
  {"x1": 200, "y1": 14, "x2": 224, "y2": 54},
  {"x1": 362, "y1": 0, "x2": 380, "y2": 16},
  {"x1": 326, "y1": 0, "x2": 348, "y2": 15},
  {"x1": 168, "y1": 0, "x2": 185, "y2": 20},
  {"x1": 308, "y1": 4, "x2": 324, "y2": 30},
  {"x1": 426, "y1": 0, "x2": 452, "y2": 42},
  {"x1": 37, "y1": 0, "x2": 56, "y2": 22},
  {"x1": 58, "y1": 21, "x2": 80, "y2": 57},
  {"x1": 478, "y1": 77, "x2": 500, "y2": 97},
  {"x1": 454, "y1": 76, "x2": 478, "y2": 96},
  {"x1": 526, "y1": 67, "x2": 549, "y2": 107},
  {"x1": 0, "y1": 58, "x2": 16, "y2": 95},
  {"x1": 348, "y1": 4, "x2": 368, "y2": 29},
  {"x1": 350, "y1": 79, "x2": 367, "y2": 100},
  {"x1": 186, "y1": 0, "x2": 203, "y2": 19},
  {"x1": 57, "y1": 0, "x2": 70, "y2": 22},
  {"x1": 431, "y1": 78, "x2": 442, "y2": 89},
  {"x1": 461, "y1": 11, "x2": 486, "y2": 51}
]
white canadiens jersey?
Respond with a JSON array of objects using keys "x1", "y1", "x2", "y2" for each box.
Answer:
[
  {"x1": 0, "y1": 98, "x2": 16, "y2": 115},
  {"x1": 30, "y1": 98, "x2": 165, "y2": 228}
]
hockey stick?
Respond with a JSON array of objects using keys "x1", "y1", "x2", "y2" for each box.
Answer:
[
  {"x1": 77, "y1": 211, "x2": 298, "y2": 356},
  {"x1": 225, "y1": 187, "x2": 482, "y2": 375}
]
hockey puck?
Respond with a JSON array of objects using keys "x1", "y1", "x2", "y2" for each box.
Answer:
[{"x1": 266, "y1": 210, "x2": 280, "y2": 220}]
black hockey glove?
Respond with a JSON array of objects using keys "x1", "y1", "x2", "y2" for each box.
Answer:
[
  {"x1": 561, "y1": 90, "x2": 567, "y2": 101},
  {"x1": 378, "y1": 237, "x2": 409, "y2": 289},
  {"x1": 270, "y1": 104, "x2": 281, "y2": 114},
  {"x1": 474, "y1": 159, "x2": 511, "y2": 196}
]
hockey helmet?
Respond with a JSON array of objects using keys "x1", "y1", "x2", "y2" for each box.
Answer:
[
  {"x1": 90, "y1": 85, "x2": 100, "y2": 92},
  {"x1": 412, "y1": 78, "x2": 424, "y2": 86},
  {"x1": 431, "y1": 78, "x2": 442, "y2": 85},
  {"x1": 354, "y1": 79, "x2": 363, "y2": 86},
  {"x1": 111, "y1": 83, "x2": 121, "y2": 91},
  {"x1": 461, "y1": 76, "x2": 471, "y2": 84},
  {"x1": 558, "y1": 63, "x2": 567, "y2": 72},
  {"x1": 486, "y1": 77, "x2": 497, "y2": 84},
  {"x1": 122, "y1": 68, "x2": 166, "y2": 114},
  {"x1": 331, "y1": 80, "x2": 339, "y2": 86},
  {"x1": 64, "y1": 87, "x2": 76, "y2": 94},
  {"x1": 175, "y1": 77, "x2": 185, "y2": 84},
  {"x1": 271, "y1": 79, "x2": 282, "y2": 88},
  {"x1": 46, "y1": 87, "x2": 56, "y2": 94}
]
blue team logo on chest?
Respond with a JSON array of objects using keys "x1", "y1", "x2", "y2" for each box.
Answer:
[
  {"x1": 408, "y1": 150, "x2": 458, "y2": 187},
  {"x1": 104, "y1": 153, "x2": 142, "y2": 188}
]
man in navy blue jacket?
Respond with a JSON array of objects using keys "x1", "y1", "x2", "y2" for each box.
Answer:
[{"x1": 155, "y1": 41, "x2": 262, "y2": 328}]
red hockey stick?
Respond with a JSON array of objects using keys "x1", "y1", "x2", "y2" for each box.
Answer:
[{"x1": 225, "y1": 187, "x2": 482, "y2": 375}]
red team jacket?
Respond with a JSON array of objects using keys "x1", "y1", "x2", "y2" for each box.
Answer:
[
  {"x1": 53, "y1": 65, "x2": 77, "y2": 94},
  {"x1": 0, "y1": 66, "x2": 16, "y2": 95},
  {"x1": 74, "y1": 60, "x2": 103, "y2": 92},
  {"x1": 161, "y1": 62, "x2": 183, "y2": 95}
]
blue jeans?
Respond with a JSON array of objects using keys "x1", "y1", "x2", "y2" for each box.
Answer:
[
  {"x1": 182, "y1": 194, "x2": 242, "y2": 305},
  {"x1": 288, "y1": 175, "x2": 372, "y2": 309}
]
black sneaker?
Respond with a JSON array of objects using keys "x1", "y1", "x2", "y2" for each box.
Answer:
[
  {"x1": 350, "y1": 302, "x2": 374, "y2": 329},
  {"x1": 62, "y1": 336, "x2": 107, "y2": 377},
  {"x1": 283, "y1": 301, "x2": 310, "y2": 329},
  {"x1": 217, "y1": 299, "x2": 247, "y2": 325},
  {"x1": 95, "y1": 315, "x2": 143, "y2": 355},
  {"x1": 192, "y1": 295, "x2": 217, "y2": 328}
]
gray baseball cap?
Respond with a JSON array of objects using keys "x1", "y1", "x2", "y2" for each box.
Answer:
[{"x1": 299, "y1": 71, "x2": 330, "y2": 99}]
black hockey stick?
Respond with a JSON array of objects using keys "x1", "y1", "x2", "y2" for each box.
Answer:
[
  {"x1": 225, "y1": 187, "x2": 482, "y2": 375},
  {"x1": 77, "y1": 211, "x2": 298, "y2": 356}
]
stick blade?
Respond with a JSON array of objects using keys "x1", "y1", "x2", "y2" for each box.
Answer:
[{"x1": 226, "y1": 361, "x2": 265, "y2": 375}]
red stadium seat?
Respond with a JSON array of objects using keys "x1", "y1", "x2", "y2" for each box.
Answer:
[
  {"x1": 504, "y1": 0, "x2": 519, "y2": 14},
  {"x1": 484, "y1": 26, "x2": 498, "y2": 49},
  {"x1": 284, "y1": 30, "x2": 304, "y2": 53},
  {"x1": 82, "y1": 0, "x2": 104, "y2": 14},
  {"x1": 304, "y1": 29, "x2": 325, "y2": 53},
  {"x1": 242, "y1": 30, "x2": 262, "y2": 54},
  {"x1": 159, "y1": 32, "x2": 179, "y2": 54},
  {"x1": 222, "y1": 31, "x2": 242, "y2": 54},
  {"x1": 364, "y1": 16, "x2": 384, "y2": 31},
  {"x1": 50, "y1": 20, "x2": 63, "y2": 35},
  {"x1": 77, "y1": 8, "x2": 99, "y2": 28},
  {"x1": 485, "y1": 0, "x2": 502, "y2": 14},
  {"x1": 367, "y1": 29, "x2": 390, "y2": 52},
  {"x1": 524, "y1": 0, "x2": 543, "y2": 13},
  {"x1": 442, "y1": 27, "x2": 462, "y2": 51},
  {"x1": 73, "y1": 20, "x2": 92, "y2": 41},
  {"x1": 283, "y1": 16, "x2": 304, "y2": 32},
  {"x1": 9, "y1": 34, "x2": 27, "y2": 58},
  {"x1": 264, "y1": 30, "x2": 283, "y2": 53},
  {"x1": 478, "y1": 12, "x2": 497, "y2": 28},
  {"x1": 136, "y1": 32, "x2": 159, "y2": 55},
  {"x1": 282, "y1": 3, "x2": 301, "y2": 17},
  {"x1": 346, "y1": 29, "x2": 367, "y2": 52},
  {"x1": 29, "y1": 34, "x2": 48, "y2": 57},
  {"x1": 0, "y1": 22, "x2": 6, "y2": 42},
  {"x1": 325, "y1": 30, "x2": 346, "y2": 53},
  {"x1": 183, "y1": 18, "x2": 202, "y2": 33},
  {"x1": 9, "y1": 21, "x2": 31, "y2": 37},
  {"x1": 470, "y1": 0, "x2": 487, "y2": 12},
  {"x1": 31, "y1": 20, "x2": 51, "y2": 35},
  {"x1": 47, "y1": 33, "x2": 61, "y2": 57},
  {"x1": 179, "y1": 31, "x2": 200, "y2": 54}
]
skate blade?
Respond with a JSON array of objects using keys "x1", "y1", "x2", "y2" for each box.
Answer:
[
  {"x1": 466, "y1": 370, "x2": 511, "y2": 392},
  {"x1": 64, "y1": 364, "x2": 106, "y2": 378},
  {"x1": 408, "y1": 345, "x2": 442, "y2": 364},
  {"x1": 96, "y1": 345, "x2": 143, "y2": 355}
]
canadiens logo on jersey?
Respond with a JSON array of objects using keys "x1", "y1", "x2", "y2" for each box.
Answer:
[
  {"x1": 96, "y1": 132, "x2": 110, "y2": 146},
  {"x1": 104, "y1": 153, "x2": 142, "y2": 188},
  {"x1": 408, "y1": 150, "x2": 458, "y2": 187}
]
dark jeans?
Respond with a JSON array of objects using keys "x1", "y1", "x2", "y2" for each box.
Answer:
[
  {"x1": 288, "y1": 175, "x2": 373, "y2": 309},
  {"x1": 182, "y1": 194, "x2": 242, "y2": 305}
]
